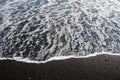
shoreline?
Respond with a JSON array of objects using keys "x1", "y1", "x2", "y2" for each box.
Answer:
[
  {"x1": 0, "y1": 52, "x2": 120, "y2": 63},
  {"x1": 0, "y1": 54, "x2": 120, "y2": 80}
]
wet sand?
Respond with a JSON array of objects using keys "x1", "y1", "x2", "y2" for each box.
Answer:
[{"x1": 0, "y1": 54, "x2": 120, "y2": 80}]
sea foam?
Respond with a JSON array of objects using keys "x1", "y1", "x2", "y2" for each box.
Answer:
[{"x1": 0, "y1": 52, "x2": 120, "y2": 64}]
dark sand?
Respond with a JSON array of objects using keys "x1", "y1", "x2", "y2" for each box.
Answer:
[{"x1": 0, "y1": 54, "x2": 120, "y2": 80}]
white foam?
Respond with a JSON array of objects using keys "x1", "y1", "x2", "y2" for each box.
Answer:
[
  {"x1": 0, "y1": 52, "x2": 120, "y2": 64},
  {"x1": 1, "y1": 0, "x2": 120, "y2": 64}
]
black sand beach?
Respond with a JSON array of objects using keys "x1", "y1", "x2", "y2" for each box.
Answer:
[{"x1": 0, "y1": 54, "x2": 120, "y2": 80}]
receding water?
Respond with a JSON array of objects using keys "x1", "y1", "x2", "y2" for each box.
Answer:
[{"x1": 0, "y1": 0, "x2": 120, "y2": 61}]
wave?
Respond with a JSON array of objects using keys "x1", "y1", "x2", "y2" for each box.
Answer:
[
  {"x1": 0, "y1": 0, "x2": 120, "y2": 61},
  {"x1": 0, "y1": 52, "x2": 120, "y2": 64}
]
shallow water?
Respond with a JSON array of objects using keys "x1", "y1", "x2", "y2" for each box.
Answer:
[{"x1": 0, "y1": 0, "x2": 120, "y2": 61}]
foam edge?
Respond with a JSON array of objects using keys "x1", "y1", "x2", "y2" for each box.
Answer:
[{"x1": 0, "y1": 52, "x2": 120, "y2": 64}]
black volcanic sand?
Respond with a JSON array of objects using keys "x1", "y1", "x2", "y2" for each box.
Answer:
[{"x1": 0, "y1": 54, "x2": 120, "y2": 80}]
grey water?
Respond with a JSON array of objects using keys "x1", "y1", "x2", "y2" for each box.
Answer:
[{"x1": 0, "y1": 0, "x2": 120, "y2": 61}]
